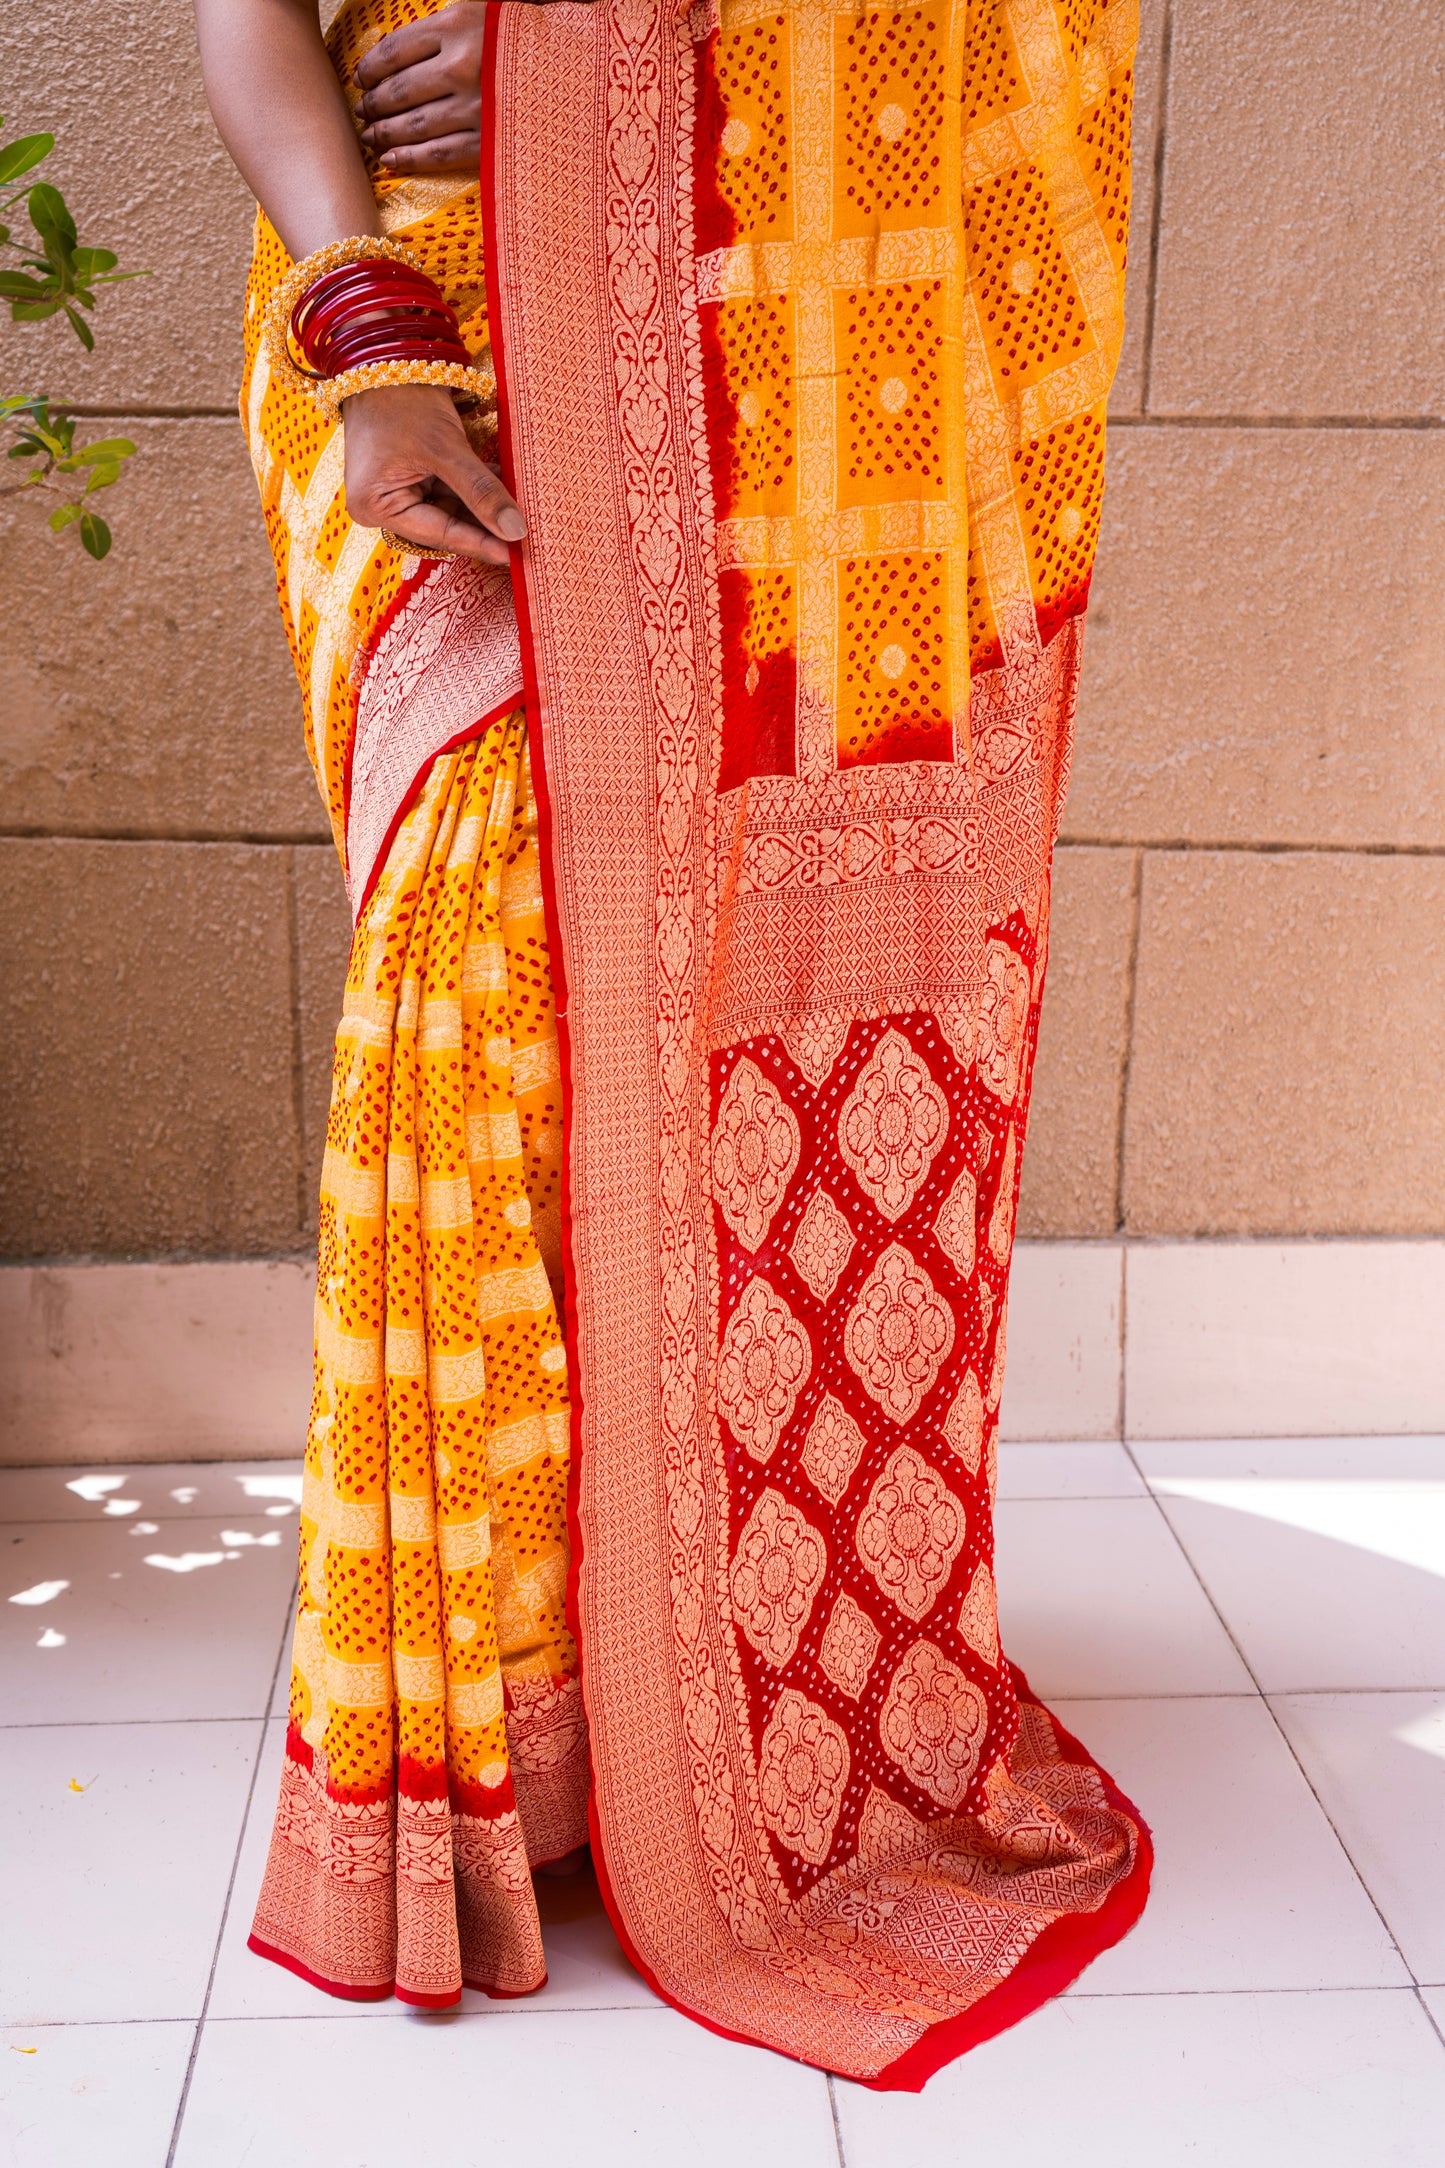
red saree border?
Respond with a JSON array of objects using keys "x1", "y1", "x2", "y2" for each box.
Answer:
[
  {"x1": 246, "y1": 1930, "x2": 550, "y2": 2008},
  {"x1": 479, "y1": 0, "x2": 595, "y2": 1864},
  {"x1": 482, "y1": 0, "x2": 1150, "y2": 2087}
]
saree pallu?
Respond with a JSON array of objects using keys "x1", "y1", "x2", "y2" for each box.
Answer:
[{"x1": 243, "y1": 0, "x2": 1152, "y2": 2083}]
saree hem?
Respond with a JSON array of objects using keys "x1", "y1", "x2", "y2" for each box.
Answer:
[
  {"x1": 244, "y1": 1932, "x2": 408, "y2": 2006},
  {"x1": 581, "y1": 1663, "x2": 1153, "y2": 2090}
]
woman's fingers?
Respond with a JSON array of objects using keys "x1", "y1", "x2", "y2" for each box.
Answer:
[
  {"x1": 341, "y1": 384, "x2": 524, "y2": 565},
  {"x1": 377, "y1": 493, "x2": 510, "y2": 565},
  {"x1": 357, "y1": 57, "x2": 455, "y2": 122},
  {"x1": 354, "y1": 22, "x2": 442, "y2": 94},
  {"x1": 361, "y1": 94, "x2": 470, "y2": 153},
  {"x1": 434, "y1": 441, "x2": 528, "y2": 544},
  {"x1": 373, "y1": 131, "x2": 480, "y2": 175}
]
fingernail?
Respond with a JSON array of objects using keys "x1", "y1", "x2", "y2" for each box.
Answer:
[{"x1": 497, "y1": 509, "x2": 526, "y2": 541}]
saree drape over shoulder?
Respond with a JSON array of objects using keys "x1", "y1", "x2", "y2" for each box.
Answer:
[{"x1": 242, "y1": 0, "x2": 1150, "y2": 2086}]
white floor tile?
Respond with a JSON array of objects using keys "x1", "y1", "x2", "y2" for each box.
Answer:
[
  {"x1": 1421, "y1": 1987, "x2": 1445, "y2": 2039},
  {"x1": 1271, "y1": 1692, "x2": 1445, "y2": 1986},
  {"x1": 834, "y1": 1990, "x2": 1445, "y2": 2168},
  {"x1": 1, "y1": 1516, "x2": 295, "y2": 1723},
  {"x1": 0, "y1": 1460, "x2": 304, "y2": 1526},
  {"x1": 0, "y1": 1722, "x2": 261, "y2": 2023},
  {"x1": 174, "y1": 2009, "x2": 839, "y2": 2168},
  {"x1": 212, "y1": 1720, "x2": 660, "y2": 2018},
  {"x1": 994, "y1": 1498, "x2": 1252, "y2": 1698},
  {"x1": 996, "y1": 1441, "x2": 1147, "y2": 1499},
  {"x1": 1141, "y1": 1465, "x2": 1445, "y2": 1691},
  {"x1": 1134, "y1": 1438, "x2": 1445, "y2": 1485},
  {"x1": 0, "y1": 2021, "x2": 193, "y2": 2168},
  {"x1": 1053, "y1": 1698, "x2": 1408, "y2": 1994}
]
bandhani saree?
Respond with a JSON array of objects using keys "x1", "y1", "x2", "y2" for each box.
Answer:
[{"x1": 242, "y1": 0, "x2": 1151, "y2": 2085}]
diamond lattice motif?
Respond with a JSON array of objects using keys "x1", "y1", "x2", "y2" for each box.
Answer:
[
  {"x1": 716, "y1": 1277, "x2": 812, "y2": 1461},
  {"x1": 856, "y1": 1444, "x2": 965, "y2": 1621},
  {"x1": 838, "y1": 1028, "x2": 949, "y2": 1223},
  {"x1": 789, "y1": 1188, "x2": 856, "y2": 1304},
  {"x1": 799, "y1": 1392, "x2": 868, "y2": 1506},
  {"x1": 878, "y1": 1638, "x2": 989, "y2": 1810},
  {"x1": 729, "y1": 1487, "x2": 827, "y2": 1668},
  {"x1": 710, "y1": 1056, "x2": 800, "y2": 1252},
  {"x1": 844, "y1": 1242, "x2": 954, "y2": 1425}
]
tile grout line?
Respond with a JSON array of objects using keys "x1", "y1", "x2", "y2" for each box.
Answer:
[
  {"x1": 1111, "y1": 849, "x2": 1144, "y2": 1258},
  {"x1": 1109, "y1": 411, "x2": 1445, "y2": 432},
  {"x1": 1415, "y1": 1987, "x2": 1445, "y2": 2058},
  {"x1": 826, "y1": 2072, "x2": 849, "y2": 2166},
  {"x1": 1135, "y1": 0, "x2": 1174, "y2": 416},
  {"x1": 163, "y1": 1578, "x2": 296, "y2": 2168},
  {"x1": 1120, "y1": 1442, "x2": 1423, "y2": 1990}
]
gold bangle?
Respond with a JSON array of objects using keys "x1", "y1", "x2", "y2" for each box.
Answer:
[
  {"x1": 378, "y1": 527, "x2": 467, "y2": 562},
  {"x1": 264, "y1": 234, "x2": 496, "y2": 424}
]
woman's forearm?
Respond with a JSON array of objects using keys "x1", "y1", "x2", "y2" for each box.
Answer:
[{"x1": 193, "y1": 0, "x2": 378, "y2": 258}]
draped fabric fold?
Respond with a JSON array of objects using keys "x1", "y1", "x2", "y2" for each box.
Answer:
[{"x1": 242, "y1": 0, "x2": 1151, "y2": 2083}]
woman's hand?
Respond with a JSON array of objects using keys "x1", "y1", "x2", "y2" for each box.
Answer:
[
  {"x1": 355, "y1": 2, "x2": 488, "y2": 175},
  {"x1": 342, "y1": 382, "x2": 524, "y2": 563}
]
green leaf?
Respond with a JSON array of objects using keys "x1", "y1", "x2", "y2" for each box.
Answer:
[
  {"x1": 0, "y1": 132, "x2": 53, "y2": 187},
  {"x1": 49, "y1": 501, "x2": 81, "y2": 531},
  {"x1": 83, "y1": 462, "x2": 120, "y2": 493},
  {"x1": 71, "y1": 436, "x2": 135, "y2": 463},
  {"x1": 62, "y1": 301, "x2": 94, "y2": 349},
  {"x1": 0, "y1": 269, "x2": 53, "y2": 297},
  {"x1": 27, "y1": 181, "x2": 77, "y2": 252},
  {"x1": 71, "y1": 247, "x2": 117, "y2": 280},
  {"x1": 80, "y1": 511, "x2": 111, "y2": 559}
]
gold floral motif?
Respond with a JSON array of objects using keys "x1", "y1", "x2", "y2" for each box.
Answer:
[
  {"x1": 839, "y1": 1029, "x2": 949, "y2": 1222},
  {"x1": 987, "y1": 1126, "x2": 1018, "y2": 1265},
  {"x1": 789, "y1": 1187, "x2": 856, "y2": 1303},
  {"x1": 818, "y1": 1591, "x2": 882, "y2": 1700},
  {"x1": 845, "y1": 1242, "x2": 954, "y2": 1424},
  {"x1": 942, "y1": 1369, "x2": 985, "y2": 1475},
  {"x1": 780, "y1": 1009, "x2": 851, "y2": 1088},
  {"x1": 716, "y1": 1276, "x2": 812, "y2": 1460},
  {"x1": 976, "y1": 941, "x2": 1031, "y2": 1104},
  {"x1": 711, "y1": 1056, "x2": 801, "y2": 1251},
  {"x1": 799, "y1": 1391, "x2": 868, "y2": 1505},
  {"x1": 730, "y1": 1487, "x2": 828, "y2": 1667},
  {"x1": 856, "y1": 1444, "x2": 965, "y2": 1621},
  {"x1": 879, "y1": 1638, "x2": 989, "y2": 1810},
  {"x1": 932, "y1": 1165, "x2": 977, "y2": 1280},
  {"x1": 758, "y1": 1688, "x2": 851, "y2": 1865},
  {"x1": 958, "y1": 1562, "x2": 1000, "y2": 1668}
]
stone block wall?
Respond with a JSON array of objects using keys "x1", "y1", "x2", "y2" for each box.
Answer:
[{"x1": 2, "y1": 0, "x2": 1442, "y2": 1263}]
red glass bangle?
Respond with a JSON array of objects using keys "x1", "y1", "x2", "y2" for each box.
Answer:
[
  {"x1": 289, "y1": 256, "x2": 469, "y2": 380},
  {"x1": 294, "y1": 265, "x2": 443, "y2": 347}
]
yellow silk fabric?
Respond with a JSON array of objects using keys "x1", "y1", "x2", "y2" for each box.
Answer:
[
  {"x1": 240, "y1": 0, "x2": 492, "y2": 865},
  {"x1": 292, "y1": 714, "x2": 574, "y2": 1804},
  {"x1": 708, "y1": 0, "x2": 1136, "y2": 765}
]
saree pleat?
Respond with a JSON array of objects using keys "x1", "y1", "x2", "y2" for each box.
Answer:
[{"x1": 248, "y1": 716, "x2": 586, "y2": 2005}]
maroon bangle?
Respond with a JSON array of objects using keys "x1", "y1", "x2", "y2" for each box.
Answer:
[{"x1": 289, "y1": 256, "x2": 470, "y2": 380}]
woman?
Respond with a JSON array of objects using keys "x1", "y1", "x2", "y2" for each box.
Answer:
[{"x1": 195, "y1": 0, "x2": 1150, "y2": 2087}]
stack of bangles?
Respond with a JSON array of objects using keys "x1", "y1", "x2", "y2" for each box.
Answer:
[{"x1": 265, "y1": 235, "x2": 498, "y2": 556}]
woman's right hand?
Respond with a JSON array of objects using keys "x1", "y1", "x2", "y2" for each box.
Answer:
[{"x1": 341, "y1": 382, "x2": 524, "y2": 564}]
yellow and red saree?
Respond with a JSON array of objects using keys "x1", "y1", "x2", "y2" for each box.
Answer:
[{"x1": 243, "y1": 0, "x2": 1151, "y2": 2086}]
